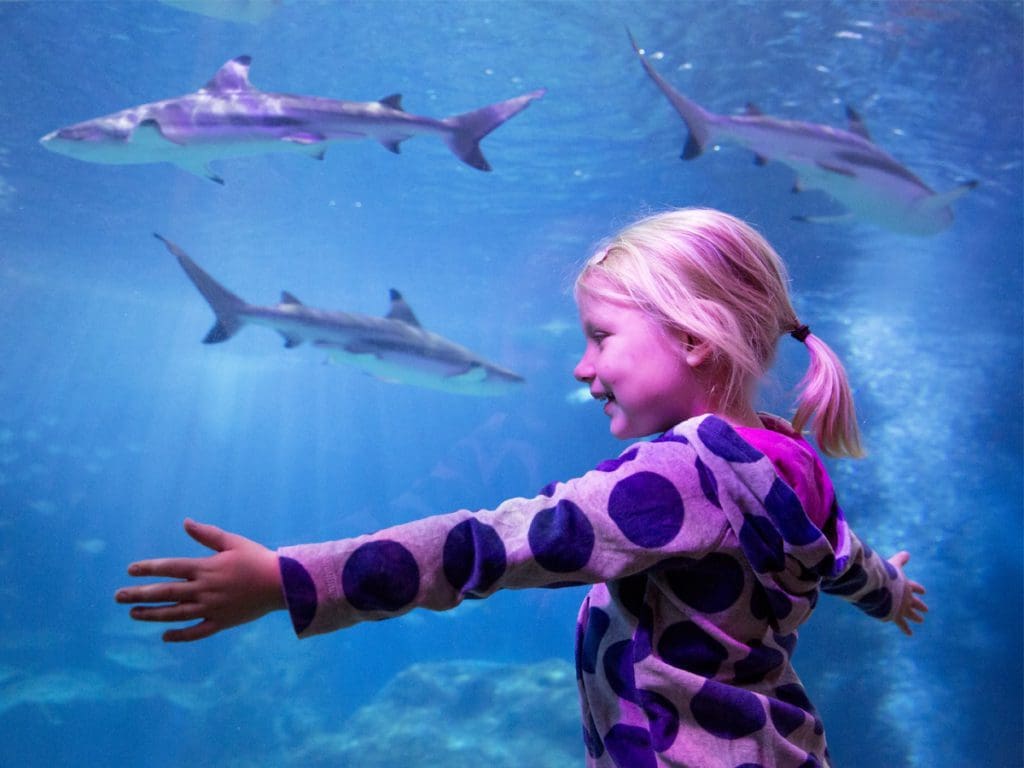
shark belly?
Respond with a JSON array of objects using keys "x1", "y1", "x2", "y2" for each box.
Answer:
[{"x1": 325, "y1": 347, "x2": 511, "y2": 396}]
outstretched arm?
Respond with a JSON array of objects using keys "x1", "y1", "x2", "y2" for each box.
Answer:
[
  {"x1": 114, "y1": 519, "x2": 284, "y2": 643},
  {"x1": 886, "y1": 550, "x2": 928, "y2": 636}
]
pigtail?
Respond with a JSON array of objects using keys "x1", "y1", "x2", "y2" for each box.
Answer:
[{"x1": 791, "y1": 332, "x2": 864, "y2": 459}]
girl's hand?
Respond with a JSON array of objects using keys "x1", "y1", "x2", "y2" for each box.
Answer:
[
  {"x1": 114, "y1": 519, "x2": 285, "y2": 642},
  {"x1": 887, "y1": 551, "x2": 928, "y2": 636}
]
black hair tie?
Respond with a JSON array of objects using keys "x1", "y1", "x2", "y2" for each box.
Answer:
[{"x1": 790, "y1": 324, "x2": 811, "y2": 343}]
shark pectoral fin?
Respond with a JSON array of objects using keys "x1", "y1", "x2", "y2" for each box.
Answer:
[
  {"x1": 133, "y1": 121, "x2": 225, "y2": 184},
  {"x1": 754, "y1": 154, "x2": 769, "y2": 166},
  {"x1": 445, "y1": 362, "x2": 486, "y2": 382},
  {"x1": 175, "y1": 157, "x2": 224, "y2": 184},
  {"x1": 278, "y1": 332, "x2": 303, "y2": 348},
  {"x1": 381, "y1": 137, "x2": 412, "y2": 155},
  {"x1": 135, "y1": 118, "x2": 177, "y2": 144}
]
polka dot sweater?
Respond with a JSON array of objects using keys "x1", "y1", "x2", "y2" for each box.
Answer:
[{"x1": 278, "y1": 413, "x2": 905, "y2": 767}]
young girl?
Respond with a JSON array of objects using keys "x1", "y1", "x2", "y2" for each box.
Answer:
[{"x1": 116, "y1": 208, "x2": 926, "y2": 767}]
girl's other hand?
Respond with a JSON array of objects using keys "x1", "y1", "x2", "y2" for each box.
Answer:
[{"x1": 887, "y1": 550, "x2": 928, "y2": 636}]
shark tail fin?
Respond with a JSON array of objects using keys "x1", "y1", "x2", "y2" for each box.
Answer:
[
  {"x1": 442, "y1": 89, "x2": 545, "y2": 171},
  {"x1": 154, "y1": 234, "x2": 246, "y2": 344},
  {"x1": 628, "y1": 29, "x2": 712, "y2": 160}
]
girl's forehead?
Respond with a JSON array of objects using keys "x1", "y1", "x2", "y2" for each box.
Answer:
[{"x1": 577, "y1": 292, "x2": 641, "y2": 323}]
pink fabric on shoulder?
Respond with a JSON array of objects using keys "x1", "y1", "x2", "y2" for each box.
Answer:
[{"x1": 734, "y1": 415, "x2": 836, "y2": 529}]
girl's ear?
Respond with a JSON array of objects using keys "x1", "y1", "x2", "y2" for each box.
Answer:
[{"x1": 684, "y1": 337, "x2": 713, "y2": 368}]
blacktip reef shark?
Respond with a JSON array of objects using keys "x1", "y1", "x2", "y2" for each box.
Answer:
[
  {"x1": 155, "y1": 235, "x2": 525, "y2": 396},
  {"x1": 629, "y1": 33, "x2": 976, "y2": 235},
  {"x1": 40, "y1": 56, "x2": 544, "y2": 183}
]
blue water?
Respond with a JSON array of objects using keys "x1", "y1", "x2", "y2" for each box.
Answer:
[{"x1": 1, "y1": 0, "x2": 1021, "y2": 765}]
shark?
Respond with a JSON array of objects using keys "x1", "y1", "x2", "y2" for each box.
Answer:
[
  {"x1": 155, "y1": 235, "x2": 525, "y2": 396},
  {"x1": 629, "y1": 33, "x2": 976, "y2": 235},
  {"x1": 40, "y1": 56, "x2": 544, "y2": 183}
]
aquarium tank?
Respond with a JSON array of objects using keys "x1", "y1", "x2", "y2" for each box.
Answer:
[{"x1": 1, "y1": 1, "x2": 1021, "y2": 766}]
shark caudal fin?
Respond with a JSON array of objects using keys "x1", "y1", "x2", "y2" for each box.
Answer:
[
  {"x1": 628, "y1": 30, "x2": 712, "y2": 160},
  {"x1": 442, "y1": 89, "x2": 545, "y2": 171},
  {"x1": 154, "y1": 234, "x2": 246, "y2": 343}
]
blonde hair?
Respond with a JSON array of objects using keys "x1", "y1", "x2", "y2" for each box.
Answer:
[{"x1": 574, "y1": 208, "x2": 863, "y2": 458}]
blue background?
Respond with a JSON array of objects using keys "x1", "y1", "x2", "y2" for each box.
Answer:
[{"x1": 1, "y1": 1, "x2": 1021, "y2": 765}]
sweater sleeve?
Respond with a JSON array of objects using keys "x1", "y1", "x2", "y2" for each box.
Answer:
[
  {"x1": 820, "y1": 504, "x2": 907, "y2": 621},
  {"x1": 277, "y1": 432, "x2": 730, "y2": 637}
]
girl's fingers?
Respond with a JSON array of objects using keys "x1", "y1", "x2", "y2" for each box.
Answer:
[
  {"x1": 126, "y1": 557, "x2": 197, "y2": 579},
  {"x1": 115, "y1": 579, "x2": 195, "y2": 605},
  {"x1": 163, "y1": 620, "x2": 219, "y2": 643},
  {"x1": 128, "y1": 603, "x2": 203, "y2": 623},
  {"x1": 183, "y1": 519, "x2": 232, "y2": 552},
  {"x1": 888, "y1": 550, "x2": 910, "y2": 568}
]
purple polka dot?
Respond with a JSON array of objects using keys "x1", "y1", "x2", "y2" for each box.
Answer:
[
  {"x1": 528, "y1": 500, "x2": 594, "y2": 573},
  {"x1": 698, "y1": 416, "x2": 762, "y2": 463},
  {"x1": 739, "y1": 513, "x2": 785, "y2": 572},
  {"x1": 750, "y1": 583, "x2": 794, "y2": 624},
  {"x1": 734, "y1": 641, "x2": 785, "y2": 684},
  {"x1": 764, "y1": 478, "x2": 821, "y2": 545},
  {"x1": 639, "y1": 689, "x2": 679, "y2": 751},
  {"x1": 769, "y1": 698, "x2": 808, "y2": 737},
  {"x1": 806, "y1": 553, "x2": 835, "y2": 579},
  {"x1": 883, "y1": 557, "x2": 898, "y2": 579},
  {"x1": 608, "y1": 471, "x2": 684, "y2": 548},
  {"x1": 658, "y1": 621, "x2": 728, "y2": 676},
  {"x1": 653, "y1": 430, "x2": 689, "y2": 445},
  {"x1": 774, "y1": 632, "x2": 798, "y2": 655},
  {"x1": 342, "y1": 540, "x2": 419, "y2": 612},
  {"x1": 442, "y1": 518, "x2": 506, "y2": 597},
  {"x1": 580, "y1": 606, "x2": 610, "y2": 674},
  {"x1": 690, "y1": 679, "x2": 766, "y2": 739},
  {"x1": 822, "y1": 563, "x2": 868, "y2": 595},
  {"x1": 603, "y1": 639, "x2": 638, "y2": 702},
  {"x1": 798, "y1": 755, "x2": 824, "y2": 768},
  {"x1": 665, "y1": 553, "x2": 745, "y2": 613},
  {"x1": 279, "y1": 556, "x2": 317, "y2": 634},
  {"x1": 695, "y1": 455, "x2": 720, "y2": 508},
  {"x1": 770, "y1": 683, "x2": 816, "y2": 737},
  {"x1": 596, "y1": 446, "x2": 640, "y2": 472},
  {"x1": 604, "y1": 724, "x2": 656, "y2": 768},
  {"x1": 616, "y1": 573, "x2": 648, "y2": 618}
]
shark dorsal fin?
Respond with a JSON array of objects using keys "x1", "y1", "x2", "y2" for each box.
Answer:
[
  {"x1": 379, "y1": 94, "x2": 404, "y2": 111},
  {"x1": 845, "y1": 106, "x2": 872, "y2": 141},
  {"x1": 386, "y1": 289, "x2": 421, "y2": 327},
  {"x1": 203, "y1": 56, "x2": 255, "y2": 93},
  {"x1": 744, "y1": 102, "x2": 764, "y2": 116},
  {"x1": 281, "y1": 291, "x2": 303, "y2": 305}
]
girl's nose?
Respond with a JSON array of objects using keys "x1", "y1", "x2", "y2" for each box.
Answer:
[{"x1": 573, "y1": 352, "x2": 593, "y2": 383}]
